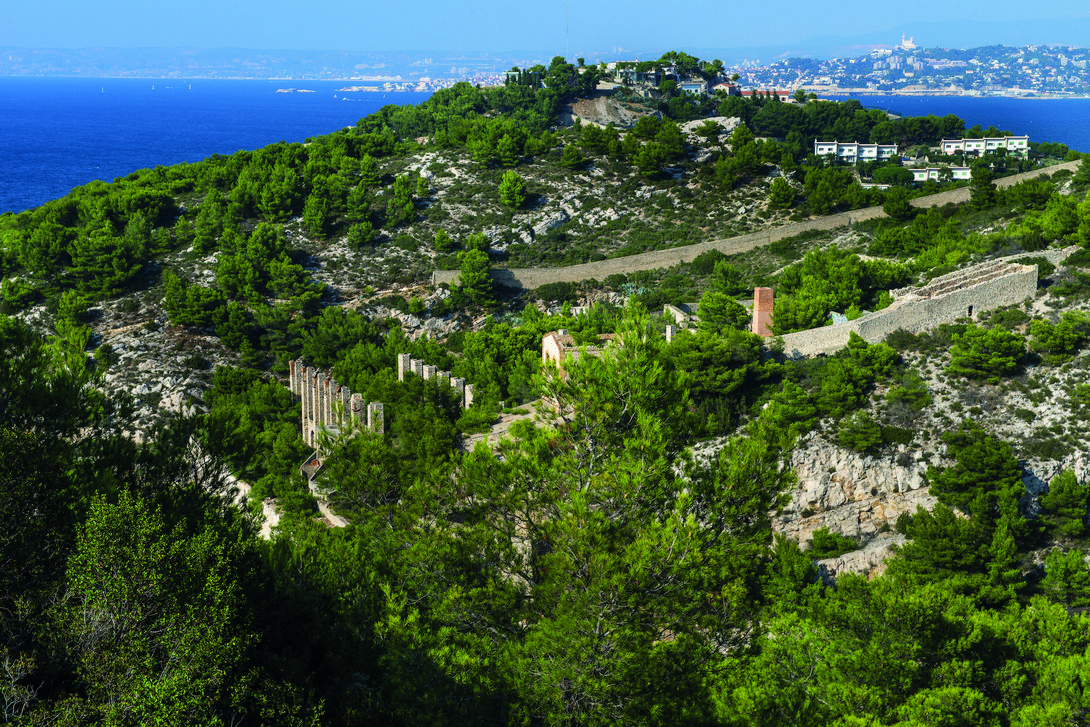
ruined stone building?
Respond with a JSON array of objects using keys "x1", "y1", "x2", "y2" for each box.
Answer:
[
  {"x1": 541, "y1": 330, "x2": 619, "y2": 374},
  {"x1": 396, "y1": 353, "x2": 475, "y2": 408},
  {"x1": 288, "y1": 359, "x2": 384, "y2": 449},
  {"x1": 774, "y1": 258, "x2": 1039, "y2": 358}
]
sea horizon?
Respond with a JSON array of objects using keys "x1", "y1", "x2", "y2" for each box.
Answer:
[{"x1": 0, "y1": 77, "x2": 433, "y2": 214}]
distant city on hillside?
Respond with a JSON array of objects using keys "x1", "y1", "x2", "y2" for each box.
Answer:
[{"x1": 3, "y1": 41, "x2": 1090, "y2": 96}]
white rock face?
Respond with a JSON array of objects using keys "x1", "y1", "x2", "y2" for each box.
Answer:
[
  {"x1": 816, "y1": 532, "x2": 909, "y2": 579},
  {"x1": 532, "y1": 209, "x2": 570, "y2": 237},
  {"x1": 679, "y1": 116, "x2": 742, "y2": 140},
  {"x1": 1021, "y1": 453, "x2": 1090, "y2": 496},
  {"x1": 774, "y1": 435, "x2": 937, "y2": 547},
  {"x1": 774, "y1": 436, "x2": 1090, "y2": 577}
]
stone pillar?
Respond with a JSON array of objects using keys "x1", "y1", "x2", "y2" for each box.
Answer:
[
  {"x1": 298, "y1": 365, "x2": 308, "y2": 425},
  {"x1": 368, "y1": 402, "x2": 384, "y2": 434},
  {"x1": 451, "y1": 377, "x2": 465, "y2": 403},
  {"x1": 438, "y1": 371, "x2": 450, "y2": 386},
  {"x1": 334, "y1": 385, "x2": 347, "y2": 429},
  {"x1": 411, "y1": 358, "x2": 424, "y2": 378},
  {"x1": 752, "y1": 287, "x2": 774, "y2": 338},
  {"x1": 397, "y1": 353, "x2": 412, "y2": 382},
  {"x1": 665, "y1": 324, "x2": 676, "y2": 342},
  {"x1": 289, "y1": 359, "x2": 298, "y2": 401},
  {"x1": 423, "y1": 365, "x2": 437, "y2": 380},
  {"x1": 327, "y1": 378, "x2": 337, "y2": 429},
  {"x1": 308, "y1": 369, "x2": 319, "y2": 426},
  {"x1": 350, "y1": 393, "x2": 365, "y2": 423},
  {"x1": 464, "y1": 383, "x2": 474, "y2": 409},
  {"x1": 326, "y1": 383, "x2": 336, "y2": 429}
]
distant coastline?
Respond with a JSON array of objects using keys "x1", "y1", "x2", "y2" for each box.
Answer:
[
  {"x1": 818, "y1": 89, "x2": 1090, "y2": 100},
  {"x1": 6, "y1": 73, "x2": 1090, "y2": 100}
]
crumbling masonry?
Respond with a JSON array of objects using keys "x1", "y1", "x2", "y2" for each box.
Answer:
[
  {"x1": 777, "y1": 259, "x2": 1039, "y2": 358},
  {"x1": 288, "y1": 359, "x2": 383, "y2": 448},
  {"x1": 396, "y1": 353, "x2": 475, "y2": 408}
]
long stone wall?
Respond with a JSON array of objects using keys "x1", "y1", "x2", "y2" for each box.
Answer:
[
  {"x1": 778, "y1": 261, "x2": 1038, "y2": 358},
  {"x1": 432, "y1": 160, "x2": 1081, "y2": 291},
  {"x1": 432, "y1": 209, "x2": 884, "y2": 289}
]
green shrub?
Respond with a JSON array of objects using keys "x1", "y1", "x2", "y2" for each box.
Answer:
[
  {"x1": 946, "y1": 324, "x2": 1025, "y2": 382},
  {"x1": 1013, "y1": 408, "x2": 1036, "y2": 423},
  {"x1": 838, "y1": 411, "x2": 883, "y2": 453},
  {"x1": 534, "y1": 281, "x2": 579, "y2": 304},
  {"x1": 880, "y1": 425, "x2": 915, "y2": 446},
  {"x1": 1063, "y1": 248, "x2": 1090, "y2": 267},
  {"x1": 884, "y1": 328, "x2": 923, "y2": 352},
  {"x1": 809, "y1": 527, "x2": 859, "y2": 559},
  {"x1": 1014, "y1": 256, "x2": 1056, "y2": 281},
  {"x1": 1041, "y1": 470, "x2": 1090, "y2": 538},
  {"x1": 689, "y1": 248, "x2": 727, "y2": 276}
]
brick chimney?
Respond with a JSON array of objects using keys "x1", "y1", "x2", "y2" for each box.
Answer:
[{"x1": 752, "y1": 287, "x2": 774, "y2": 337}]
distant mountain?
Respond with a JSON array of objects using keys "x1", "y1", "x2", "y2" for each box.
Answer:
[
  {"x1": 0, "y1": 47, "x2": 552, "y2": 80},
  {"x1": 5, "y1": 20, "x2": 1090, "y2": 80}
]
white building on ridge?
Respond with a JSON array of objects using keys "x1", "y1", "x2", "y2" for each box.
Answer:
[
  {"x1": 814, "y1": 140, "x2": 899, "y2": 163},
  {"x1": 911, "y1": 166, "x2": 972, "y2": 182},
  {"x1": 940, "y1": 136, "x2": 1029, "y2": 157}
]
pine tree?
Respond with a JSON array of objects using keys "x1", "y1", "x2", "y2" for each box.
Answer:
[
  {"x1": 498, "y1": 170, "x2": 526, "y2": 209},
  {"x1": 969, "y1": 164, "x2": 997, "y2": 209},
  {"x1": 768, "y1": 176, "x2": 795, "y2": 209},
  {"x1": 1041, "y1": 470, "x2": 1090, "y2": 538}
]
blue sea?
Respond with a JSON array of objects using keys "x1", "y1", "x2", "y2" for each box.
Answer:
[
  {"x1": 0, "y1": 77, "x2": 432, "y2": 214},
  {"x1": 2, "y1": 79, "x2": 1089, "y2": 215}
]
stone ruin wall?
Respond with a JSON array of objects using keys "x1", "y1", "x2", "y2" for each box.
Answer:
[
  {"x1": 396, "y1": 353, "x2": 474, "y2": 408},
  {"x1": 288, "y1": 360, "x2": 383, "y2": 448},
  {"x1": 288, "y1": 354, "x2": 480, "y2": 450},
  {"x1": 432, "y1": 210, "x2": 885, "y2": 290},
  {"x1": 779, "y1": 261, "x2": 1039, "y2": 358}
]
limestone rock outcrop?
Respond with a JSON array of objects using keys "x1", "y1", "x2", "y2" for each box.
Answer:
[
  {"x1": 816, "y1": 532, "x2": 908, "y2": 580},
  {"x1": 774, "y1": 435, "x2": 937, "y2": 547}
]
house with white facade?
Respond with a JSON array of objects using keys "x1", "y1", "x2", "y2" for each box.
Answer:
[
  {"x1": 911, "y1": 166, "x2": 972, "y2": 182},
  {"x1": 814, "y1": 140, "x2": 899, "y2": 164},
  {"x1": 679, "y1": 80, "x2": 709, "y2": 95},
  {"x1": 940, "y1": 135, "x2": 1029, "y2": 157}
]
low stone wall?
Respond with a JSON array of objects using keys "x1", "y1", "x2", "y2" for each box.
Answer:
[
  {"x1": 779, "y1": 323, "x2": 855, "y2": 359},
  {"x1": 910, "y1": 159, "x2": 1082, "y2": 209},
  {"x1": 433, "y1": 160, "x2": 1081, "y2": 290}
]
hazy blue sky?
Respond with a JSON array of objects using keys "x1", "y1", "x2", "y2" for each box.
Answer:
[{"x1": 3, "y1": 0, "x2": 1089, "y2": 54}]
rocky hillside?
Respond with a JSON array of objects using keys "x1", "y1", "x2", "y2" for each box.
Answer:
[{"x1": 7, "y1": 84, "x2": 1089, "y2": 564}]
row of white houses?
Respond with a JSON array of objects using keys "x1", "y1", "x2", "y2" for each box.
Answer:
[{"x1": 813, "y1": 135, "x2": 1030, "y2": 164}]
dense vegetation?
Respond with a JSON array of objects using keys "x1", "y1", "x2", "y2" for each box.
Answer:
[{"x1": 5, "y1": 50, "x2": 1090, "y2": 725}]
